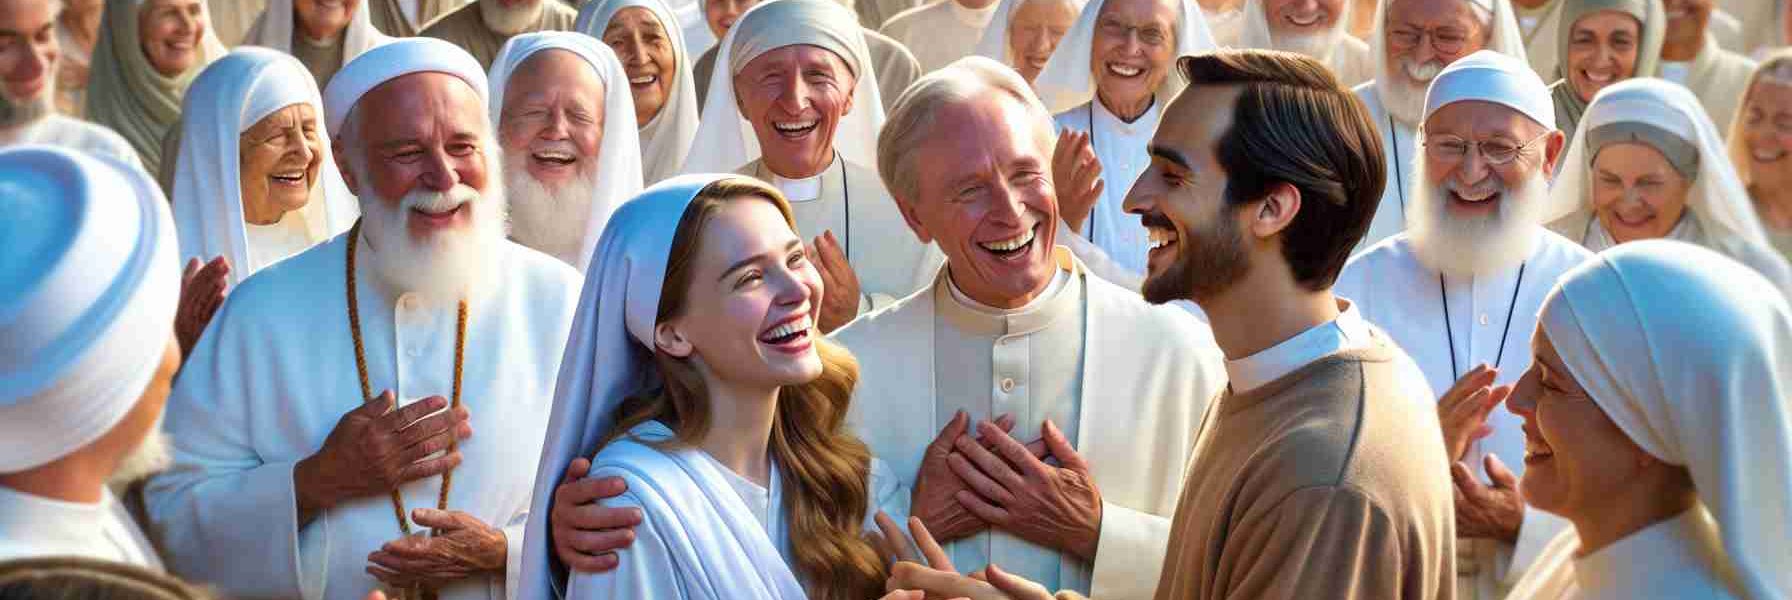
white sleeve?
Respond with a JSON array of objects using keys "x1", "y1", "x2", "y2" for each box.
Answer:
[
  {"x1": 1087, "y1": 501, "x2": 1172, "y2": 599},
  {"x1": 565, "y1": 492, "x2": 688, "y2": 600}
]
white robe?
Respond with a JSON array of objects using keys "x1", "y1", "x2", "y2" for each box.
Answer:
[
  {"x1": 0, "y1": 115, "x2": 141, "y2": 169},
  {"x1": 1052, "y1": 99, "x2": 1160, "y2": 277},
  {"x1": 1504, "y1": 509, "x2": 1744, "y2": 600},
  {"x1": 1656, "y1": 37, "x2": 1757, "y2": 133},
  {"x1": 834, "y1": 248, "x2": 1228, "y2": 599},
  {"x1": 1352, "y1": 80, "x2": 1419, "y2": 253},
  {"x1": 0, "y1": 486, "x2": 163, "y2": 568},
  {"x1": 144, "y1": 232, "x2": 581, "y2": 600},
  {"x1": 1333, "y1": 229, "x2": 1593, "y2": 600},
  {"x1": 878, "y1": 0, "x2": 999, "y2": 73}
]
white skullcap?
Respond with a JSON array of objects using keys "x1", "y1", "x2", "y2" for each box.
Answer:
[
  {"x1": 0, "y1": 146, "x2": 180, "y2": 474},
  {"x1": 1423, "y1": 49, "x2": 1555, "y2": 130},
  {"x1": 323, "y1": 37, "x2": 491, "y2": 134}
]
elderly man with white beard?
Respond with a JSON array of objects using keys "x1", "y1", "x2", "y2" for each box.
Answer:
[
  {"x1": 1333, "y1": 50, "x2": 1592, "y2": 600},
  {"x1": 1225, "y1": 0, "x2": 1374, "y2": 86},
  {"x1": 0, "y1": 0, "x2": 137, "y2": 164},
  {"x1": 489, "y1": 32, "x2": 643, "y2": 272},
  {"x1": 144, "y1": 38, "x2": 581, "y2": 600},
  {"x1": 1353, "y1": 0, "x2": 1526, "y2": 251},
  {"x1": 421, "y1": 0, "x2": 576, "y2": 69}
]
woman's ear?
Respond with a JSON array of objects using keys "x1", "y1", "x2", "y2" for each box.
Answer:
[{"x1": 654, "y1": 321, "x2": 694, "y2": 358}]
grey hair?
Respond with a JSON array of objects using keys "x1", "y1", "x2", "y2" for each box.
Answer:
[{"x1": 877, "y1": 56, "x2": 1057, "y2": 206}]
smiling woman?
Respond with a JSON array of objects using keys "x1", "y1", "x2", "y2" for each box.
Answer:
[
  {"x1": 1544, "y1": 0, "x2": 1663, "y2": 146},
  {"x1": 577, "y1": 0, "x2": 700, "y2": 184},
  {"x1": 85, "y1": 0, "x2": 224, "y2": 178},
  {"x1": 1727, "y1": 50, "x2": 1792, "y2": 263}
]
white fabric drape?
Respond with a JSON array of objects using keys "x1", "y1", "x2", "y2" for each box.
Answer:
[
  {"x1": 1364, "y1": 0, "x2": 1527, "y2": 126},
  {"x1": 1538, "y1": 239, "x2": 1792, "y2": 600},
  {"x1": 1030, "y1": 0, "x2": 1214, "y2": 114},
  {"x1": 242, "y1": 0, "x2": 391, "y2": 62},
  {"x1": 1234, "y1": 0, "x2": 1371, "y2": 84},
  {"x1": 576, "y1": 0, "x2": 701, "y2": 184},
  {"x1": 681, "y1": 0, "x2": 886, "y2": 174},
  {"x1": 170, "y1": 47, "x2": 358, "y2": 286},
  {"x1": 971, "y1": 0, "x2": 1088, "y2": 73},
  {"x1": 488, "y1": 32, "x2": 646, "y2": 274},
  {"x1": 85, "y1": 0, "x2": 228, "y2": 177}
]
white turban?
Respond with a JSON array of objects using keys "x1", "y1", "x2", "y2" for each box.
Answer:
[
  {"x1": 1423, "y1": 49, "x2": 1554, "y2": 129},
  {"x1": 323, "y1": 37, "x2": 490, "y2": 135},
  {"x1": 577, "y1": 0, "x2": 702, "y2": 184},
  {"x1": 488, "y1": 32, "x2": 647, "y2": 273},
  {"x1": 1539, "y1": 239, "x2": 1792, "y2": 600},
  {"x1": 242, "y1": 0, "x2": 391, "y2": 63},
  {"x1": 0, "y1": 146, "x2": 179, "y2": 474},
  {"x1": 170, "y1": 47, "x2": 359, "y2": 285},
  {"x1": 680, "y1": 0, "x2": 885, "y2": 174},
  {"x1": 971, "y1": 0, "x2": 1089, "y2": 72},
  {"x1": 1030, "y1": 0, "x2": 1216, "y2": 114},
  {"x1": 1366, "y1": 0, "x2": 1527, "y2": 124}
]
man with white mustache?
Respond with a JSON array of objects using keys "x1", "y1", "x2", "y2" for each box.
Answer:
[
  {"x1": 0, "y1": 0, "x2": 138, "y2": 164},
  {"x1": 421, "y1": 0, "x2": 577, "y2": 69},
  {"x1": 1226, "y1": 0, "x2": 1374, "y2": 86},
  {"x1": 145, "y1": 38, "x2": 581, "y2": 600},
  {"x1": 1333, "y1": 50, "x2": 1593, "y2": 600},
  {"x1": 1352, "y1": 0, "x2": 1526, "y2": 251}
]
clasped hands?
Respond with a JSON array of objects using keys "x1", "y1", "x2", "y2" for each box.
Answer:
[{"x1": 911, "y1": 410, "x2": 1103, "y2": 561}]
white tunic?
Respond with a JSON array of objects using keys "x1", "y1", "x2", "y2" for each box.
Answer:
[
  {"x1": 1053, "y1": 99, "x2": 1161, "y2": 277},
  {"x1": 144, "y1": 232, "x2": 581, "y2": 600},
  {"x1": 0, "y1": 115, "x2": 141, "y2": 169},
  {"x1": 1334, "y1": 229, "x2": 1593, "y2": 600},
  {"x1": 1505, "y1": 509, "x2": 1743, "y2": 600},
  {"x1": 1657, "y1": 38, "x2": 1757, "y2": 133},
  {"x1": 878, "y1": 0, "x2": 1000, "y2": 73},
  {"x1": 0, "y1": 486, "x2": 163, "y2": 568},
  {"x1": 1351, "y1": 81, "x2": 1418, "y2": 253},
  {"x1": 834, "y1": 248, "x2": 1228, "y2": 599}
]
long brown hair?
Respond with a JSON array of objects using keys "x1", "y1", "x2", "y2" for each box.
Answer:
[{"x1": 604, "y1": 177, "x2": 886, "y2": 599}]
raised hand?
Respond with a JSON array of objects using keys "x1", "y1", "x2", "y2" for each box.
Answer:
[
  {"x1": 551, "y1": 457, "x2": 642, "y2": 572},
  {"x1": 1051, "y1": 129, "x2": 1104, "y2": 234},
  {"x1": 176, "y1": 256, "x2": 230, "y2": 356},
  {"x1": 1437, "y1": 365, "x2": 1510, "y2": 462},
  {"x1": 1452, "y1": 454, "x2": 1524, "y2": 543},
  {"x1": 293, "y1": 391, "x2": 471, "y2": 525},
  {"x1": 366, "y1": 509, "x2": 507, "y2": 589},
  {"x1": 808, "y1": 230, "x2": 862, "y2": 334},
  {"x1": 948, "y1": 420, "x2": 1102, "y2": 560}
]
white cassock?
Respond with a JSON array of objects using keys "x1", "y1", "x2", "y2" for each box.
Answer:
[
  {"x1": 0, "y1": 114, "x2": 141, "y2": 168},
  {"x1": 879, "y1": 0, "x2": 1000, "y2": 73},
  {"x1": 144, "y1": 233, "x2": 580, "y2": 600},
  {"x1": 1334, "y1": 228, "x2": 1591, "y2": 600},
  {"x1": 0, "y1": 487, "x2": 164, "y2": 568},
  {"x1": 1654, "y1": 37, "x2": 1756, "y2": 134},
  {"x1": 834, "y1": 248, "x2": 1228, "y2": 599}
]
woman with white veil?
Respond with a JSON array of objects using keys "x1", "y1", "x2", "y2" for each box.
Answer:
[
  {"x1": 86, "y1": 0, "x2": 227, "y2": 179},
  {"x1": 970, "y1": 0, "x2": 1084, "y2": 85},
  {"x1": 1544, "y1": 78, "x2": 1792, "y2": 298},
  {"x1": 1726, "y1": 49, "x2": 1792, "y2": 261},
  {"x1": 577, "y1": 0, "x2": 701, "y2": 184}
]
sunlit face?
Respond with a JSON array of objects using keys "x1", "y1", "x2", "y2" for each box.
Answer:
[
  {"x1": 1661, "y1": 0, "x2": 1710, "y2": 43},
  {"x1": 1422, "y1": 101, "x2": 1559, "y2": 220},
  {"x1": 705, "y1": 0, "x2": 759, "y2": 37},
  {"x1": 337, "y1": 72, "x2": 492, "y2": 240},
  {"x1": 1565, "y1": 11, "x2": 1640, "y2": 103},
  {"x1": 1124, "y1": 85, "x2": 1254, "y2": 305},
  {"x1": 1741, "y1": 78, "x2": 1792, "y2": 186},
  {"x1": 1089, "y1": 0, "x2": 1178, "y2": 114},
  {"x1": 1007, "y1": 0, "x2": 1077, "y2": 84},
  {"x1": 603, "y1": 7, "x2": 676, "y2": 128},
  {"x1": 1590, "y1": 141, "x2": 1692, "y2": 244},
  {"x1": 1382, "y1": 0, "x2": 1488, "y2": 89},
  {"x1": 1507, "y1": 327, "x2": 1662, "y2": 521},
  {"x1": 138, "y1": 0, "x2": 206, "y2": 78},
  {"x1": 734, "y1": 44, "x2": 856, "y2": 179},
  {"x1": 899, "y1": 94, "x2": 1059, "y2": 309},
  {"x1": 499, "y1": 49, "x2": 605, "y2": 188},
  {"x1": 0, "y1": 0, "x2": 57, "y2": 119},
  {"x1": 659, "y1": 198, "x2": 825, "y2": 390},
  {"x1": 1265, "y1": 0, "x2": 1343, "y2": 39},
  {"x1": 239, "y1": 103, "x2": 323, "y2": 224},
  {"x1": 294, "y1": 0, "x2": 359, "y2": 42}
]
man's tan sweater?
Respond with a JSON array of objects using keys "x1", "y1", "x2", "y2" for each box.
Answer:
[{"x1": 1154, "y1": 335, "x2": 1456, "y2": 600}]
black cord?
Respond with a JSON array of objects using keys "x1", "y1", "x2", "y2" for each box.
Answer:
[
  {"x1": 1439, "y1": 262, "x2": 1528, "y2": 380},
  {"x1": 838, "y1": 152, "x2": 850, "y2": 262},
  {"x1": 1389, "y1": 114, "x2": 1407, "y2": 222}
]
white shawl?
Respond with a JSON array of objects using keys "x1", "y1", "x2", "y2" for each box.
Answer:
[
  {"x1": 1030, "y1": 0, "x2": 1215, "y2": 114},
  {"x1": 576, "y1": 0, "x2": 702, "y2": 184},
  {"x1": 242, "y1": 0, "x2": 391, "y2": 61},
  {"x1": 970, "y1": 0, "x2": 1088, "y2": 73}
]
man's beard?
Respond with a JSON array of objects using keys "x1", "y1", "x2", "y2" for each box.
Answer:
[
  {"x1": 108, "y1": 430, "x2": 171, "y2": 487},
  {"x1": 0, "y1": 81, "x2": 54, "y2": 132},
  {"x1": 354, "y1": 156, "x2": 508, "y2": 308},
  {"x1": 1141, "y1": 209, "x2": 1252, "y2": 305},
  {"x1": 504, "y1": 148, "x2": 599, "y2": 267},
  {"x1": 1380, "y1": 57, "x2": 1445, "y2": 125},
  {"x1": 1406, "y1": 158, "x2": 1548, "y2": 278},
  {"x1": 479, "y1": 0, "x2": 543, "y2": 35},
  {"x1": 1272, "y1": 28, "x2": 1341, "y2": 60}
]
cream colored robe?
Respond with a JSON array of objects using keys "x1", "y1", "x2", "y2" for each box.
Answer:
[
  {"x1": 419, "y1": 1, "x2": 579, "y2": 69},
  {"x1": 879, "y1": 0, "x2": 999, "y2": 73},
  {"x1": 208, "y1": 0, "x2": 269, "y2": 46},
  {"x1": 856, "y1": 0, "x2": 924, "y2": 28},
  {"x1": 1329, "y1": 35, "x2": 1374, "y2": 87},
  {"x1": 835, "y1": 249, "x2": 1228, "y2": 599},
  {"x1": 368, "y1": 0, "x2": 471, "y2": 37},
  {"x1": 1659, "y1": 37, "x2": 1756, "y2": 135},
  {"x1": 1504, "y1": 510, "x2": 1743, "y2": 600}
]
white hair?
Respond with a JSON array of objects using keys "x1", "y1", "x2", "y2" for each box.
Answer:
[
  {"x1": 1405, "y1": 150, "x2": 1548, "y2": 277},
  {"x1": 504, "y1": 147, "x2": 598, "y2": 267},
  {"x1": 877, "y1": 56, "x2": 1057, "y2": 204}
]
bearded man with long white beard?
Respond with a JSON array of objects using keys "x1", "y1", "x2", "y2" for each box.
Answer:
[
  {"x1": 1333, "y1": 50, "x2": 1593, "y2": 600},
  {"x1": 0, "y1": 0, "x2": 137, "y2": 164},
  {"x1": 421, "y1": 0, "x2": 577, "y2": 69},
  {"x1": 144, "y1": 38, "x2": 580, "y2": 600},
  {"x1": 1226, "y1": 0, "x2": 1373, "y2": 86},
  {"x1": 1352, "y1": 0, "x2": 1526, "y2": 251}
]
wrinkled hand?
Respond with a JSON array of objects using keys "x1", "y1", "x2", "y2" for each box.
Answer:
[
  {"x1": 879, "y1": 515, "x2": 1054, "y2": 600},
  {"x1": 911, "y1": 412, "x2": 1032, "y2": 544},
  {"x1": 1452, "y1": 454, "x2": 1523, "y2": 543},
  {"x1": 551, "y1": 457, "x2": 642, "y2": 572},
  {"x1": 808, "y1": 230, "x2": 861, "y2": 334},
  {"x1": 950, "y1": 420, "x2": 1102, "y2": 560},
  {"x1": 176, "y1": 256, "x2": 230, "y2": 357},
  {"x1": 294, "y1": 391, "x2": 471, "y2": 524},
  {"x1": 1051, "y1": 129, "x2": 1104, "y2": 234},
  {"x1": 1438, "y1": 365, "x2": 1510, "y2": 462},
  {"x1": 366, "y1": 509, "x2": 506, "y2": 589}
]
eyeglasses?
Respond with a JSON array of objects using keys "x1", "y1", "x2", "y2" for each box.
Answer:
[
  {"x1": 1386, "y1": 25, "x2": 1476, "y2": 55},
  {"x1": 1097, "y1": 18, "x2": 1169, "y2": 46},
  {"x1": 1423, "y1": 132, "x2": 1552, "y2": 166}
]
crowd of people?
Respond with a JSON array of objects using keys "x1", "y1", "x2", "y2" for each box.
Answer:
[{"x1": 0, "y1": 0, "x2": 1789, "y2": 599}]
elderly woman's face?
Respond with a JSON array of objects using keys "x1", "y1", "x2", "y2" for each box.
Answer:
[
  {"x1": 1566, "y1": 11, "x2": 1641, "y2": 103},
  {"x1": 603, "y1": 7, "x2": 676, "y2": 128},
  {"x1": 294, "y1": 0, "x2": 359, "y2": 42},
  {"x1": 705, "y1": 0, "x2": 758, "y2": 37},
  {"x1": 1742, "y1": 78, "x2": 1792, "y2": 185},
  {"x1": 137, "y1": 0, "x2": 205, "y2": 77},
  {"x1": 1591, "y1": 141, "x2": 1692, "y2": 243},
  {"x1": 734, "y1": 44, "x2": 855, "y2": 179},
  {"x1": 499, "y1": 50, "x2": 606, "y2": 187},
  {"x1": 1007, "y1": 0, "x2": 1077, "y2": 83},
  {"x1": 1089, "y1": 0, "x2": 1178, "y2": 112},
  {"x1": 239, "y1": 103, "x2": 323, "y2": 224}
]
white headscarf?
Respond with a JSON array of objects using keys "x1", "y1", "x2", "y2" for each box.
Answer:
[
  {"x1": 0, "y1": 146, "x2": 179, "y2": 474},
  {"x1": 1366, "y1": 0, "x2": 1526, "y2": 125},
  {"x1": 681, "y1": 0, "x2": 885, "y2": 174},
  {"x1": 85, "y1": 0, "x2": 229, "y2": 177},
  {"x1": 242, "y1": 0, "x2": 391, "y2": 60},
  {"x1": 1423, "y1": 49, "x2": 1554, "y2": 129},
  {"x1": 576, "y1": 0, "x2": 701, "y2": 184},
  {"x1": 517, "y1": 174, "x2": 810, "y2": 600},
  {"x1": 1539, "y1": 239, "x2": 1792, "y2": 600},
  {"x1": 1236, "y1": 0, "x2": 1350, "y2": 55},
  {"x1": 170, "y1": 47, "x2": 358, "y2": 285},
  {"x1": 1030, "y1": 0, "x2": 1215, "y2": 114},
  {"x1": 971, "y1": 0, "x2": 1089, "y2": 72},
  {"x1": 323, "y1": 37, "x2": 490, "y2": 134},
  {"x1": 488, "y1": 32, "x2": 647, "y2": 273}
]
